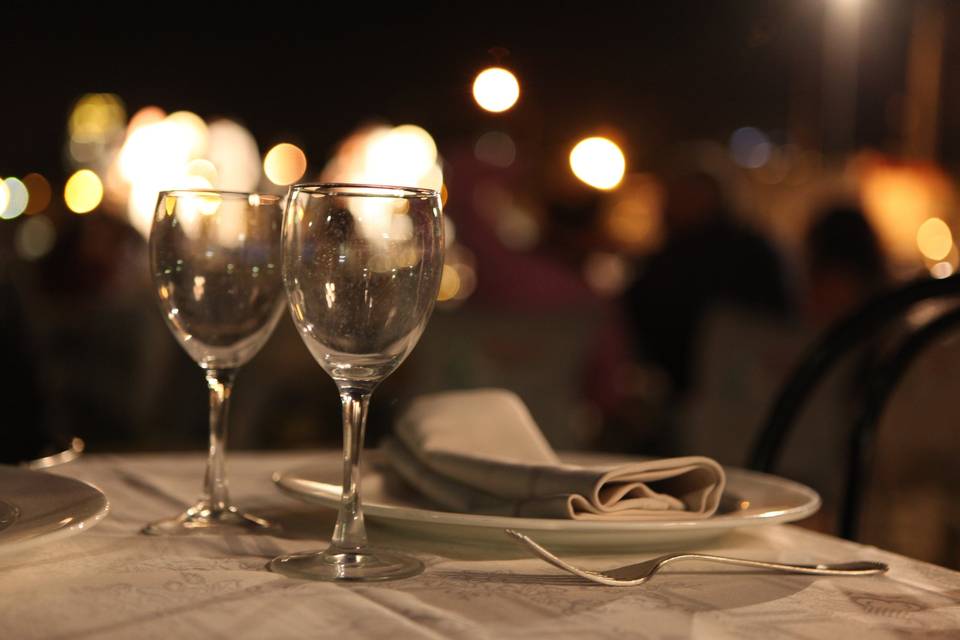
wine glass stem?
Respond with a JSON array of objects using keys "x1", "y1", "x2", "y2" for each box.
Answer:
[
  {"x1": 331, "y1": 388, "x2": 371, "y2": 552},
  {"x1": 204, "y1": 368, "x2": 236, "y2": 515}
]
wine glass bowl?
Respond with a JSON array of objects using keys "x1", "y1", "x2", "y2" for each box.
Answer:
[
  {"x1": 152, "y1": 191, "x2": 283, "y2": 370},
  {"x1": 270, "y1": 183, "x2": 443, "y2": 581},
  {"x1": 146, "y1": 189, "x2": 285, "y2": 535}
]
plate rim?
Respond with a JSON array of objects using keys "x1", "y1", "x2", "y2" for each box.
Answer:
[
  {"x1": 274, "y1": 451, "x2": 821, "y2": 533},
  {"x1": 0, "y1": 466, "x2": 110, "y2": 556}
]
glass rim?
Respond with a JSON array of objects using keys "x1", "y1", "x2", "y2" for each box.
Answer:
[
  {"x1": 158, "y1": 189, "x2": 282, "y2": 202},
  {"x1": 290, "y1": 182, "x2": 440, "y2": 199}
]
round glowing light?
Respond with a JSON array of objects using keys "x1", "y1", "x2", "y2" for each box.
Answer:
[
  {"x1": 365, "y1": 125, "x2": 438, "y2": 187},
  {"x1": 185, "y1": 158, "x2": 219, "y2": 184},
  {"x1": 916, "y1": 217, "x2": 953, "y2": 261},
  {"x1": 569, "y1": 137, "x2": 626, "y2": 190},
  {"x1": 583, "y1": 252, "x2": 630, "y2": 297},
  {"x1": 1, "y1": 178, "x2": 29, "y2": 220},
  {"x1": 64, "y1": 170, "x2": 104, "y2": 214},
  {"x1": 931, "y1": 261, "x2": 954, "y2": 279},
  {"x1": 14, "y1": 215, "x2": 55, "y2": 260},
  {"x1": 166, "y1": 111, "x2": 208, "y2": 157},
  {"x1": 263, "y1": 142, "x2": 307, "y2": 186},
  {"x1": 472, "y1": 67, "x2": 520, "y2": 113},
  {"x1": 68, "y1": 93, "x2": 126, "y2": 143},
  {"x1": 437, "y1": 264, "x2": 462, "y2": 301},
  {"x1": 729, "y1": 127, "x2": 772, "y2": 169},
  {"x1": 119, "y1": 121, "x2": 184, "y2": 183},
  {"x1": 127, "y1": 106, "x2": 166, "y2": 133},
  {"x1": 0, "y1": 180, "x2": 10, "y2": 217},
  {"x1": 22, "y1": 173, "x2": 51, "y2": 214},
  {"x1": 206, "y1": 119, "x2": 261, "y2": 191},
  {"x1": 474, "y1": 131, "x2": 516, "y2": 167}
]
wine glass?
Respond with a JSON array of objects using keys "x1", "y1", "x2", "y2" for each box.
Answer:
[
  {"x1": 269, "y1": 183, "x2": 443, "y2": 581},
  {"x1": 146, "y1": 189, "x2": 285, "y2": 535}
]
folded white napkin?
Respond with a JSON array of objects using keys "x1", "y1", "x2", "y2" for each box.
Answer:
[{"x1": 382, "y1": 389, "x2": 726, "y2": 520}]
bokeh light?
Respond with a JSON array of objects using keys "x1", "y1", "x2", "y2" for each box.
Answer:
[
  {"x1": 323, "y1": 123, "x2": 442, "y2": 191},
  {"x1": 165, "y1": 111, "x2": 208, "y2": 158},
  {"x1": 916, "y1": 218, "x2": 953, "y2": 261},
  {"x1": 127, "y1": 106, "x2": 166, "y2": 132},
  {"x1": 474, "y1": 131, "x2": 516, "y2": 168},
  {"x1": 860, "y1": 161, "x2": 954, "y2": 263},
  {"x1": 729, "y1": 127, "x2": 772, "y2": 169},
  {"x1": 68, "y1": 93, "x2": 127, "y2": 165},
  {"x1": 111, "y1": 113, "x2": 260, "y2": 237},
  {"x1": 69, "y1": 93, "x2": 126, "y2": 143},
  {"x1": 931, "y1": 261, "x2": 955, "y2": 279},
  {"x1": 22, "y1": 173, "x2": 52, "y2": 214},
  {"x1": 569, "y1": 137, "x2": 626, "y2": 190},
  {"x1": 14, "y1": 215, "x2": 55, "y2": 260},
  {"x1": 437, "y1": 264, "x2": 462, "y2": 301},
  {"x1": 583, "y1": 252, "x2": 631, "y2": 297},
  {"x1": 264, "y1": 143, "x2": 307, "y2": 186},
  {"x1": 1, "y1": 178, "x2": 29, "y2": 220},
  {"x1": 365, "y1": 125, "x2": 438, "y2": 187},
  {"x1": 436, "y1": 245, "x2": 477, "y2": 306},
  {"x1": 472, "y1": 67, "x2": 520, "y2": 113},
  {"x1": 0, "y1": 180, "x2": 10, "y2": 219},
  {"x1": 64, "y1": 169, "x2": 104, "y2": 214},
  {"x1": 205, "y1": 119, "x2": 261, "y2": 191},
  {"x1": 185, "y1": 159, "x2": 219, "y2": 185},
  {"x1": 601, "y1": 173, "x2": 664, "y2": 255}
]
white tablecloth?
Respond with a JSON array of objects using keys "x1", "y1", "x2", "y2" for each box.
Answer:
[{"x1": 2, "y1": 451, "x2": 959, "y2": 639}]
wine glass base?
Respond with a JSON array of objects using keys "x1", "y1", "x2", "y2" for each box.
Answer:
[
  {"x1": 268, "y1": 548, "x2": 424, "y2": 582},
  {"x1": 142, "y1": 500, "x2": 275, "y2": 536}
]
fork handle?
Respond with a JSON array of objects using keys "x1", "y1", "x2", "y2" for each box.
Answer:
[{"x1": 670, "y1": 554, "x2": 888, "y2": 576}]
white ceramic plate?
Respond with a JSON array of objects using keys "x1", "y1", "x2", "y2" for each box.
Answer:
[
  {"x1": 274, "y1": 451, "x2": 821, "y2": 550},
  {"x1": 0, "y1": 466, "x2": 109, "y2": 557}
]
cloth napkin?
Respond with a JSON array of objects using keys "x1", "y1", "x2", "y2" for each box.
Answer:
[{"x1": 381, "y1": 389, "x2": 726, "y2": 520}]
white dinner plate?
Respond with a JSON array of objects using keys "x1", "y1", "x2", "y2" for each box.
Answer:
[
  {"x1": 0, "y1": 466, "x2": 109, "y2": 557},
  {"x1": 274, "y1": 451, "x2": 821, "y2": 549}
]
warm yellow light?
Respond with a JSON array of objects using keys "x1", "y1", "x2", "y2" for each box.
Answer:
[
  {"x1": 917, "y1": 217, "x2": 953, "y2": 261},
  {"x1": 23, "y1": 173, "x2": 52, "y2": 214},
  {"x1": 64, "y1": 170, "x2": 104, "y2": 214},
  {"x1": 365, "y1": 125, "x2": 438, "y2": 187},
  {"x1": 569, "y1": 137, "x2": 626, "y2": 190},
  {"x1": 68, "y1": 93, "x2": 126, "y2": 143},
  {"x1": 860, "y1": 162, "x2": 953, "y2": 263},
  {"x1": 263, "y1": 143, "x2": 307, "y2": 186},
  {"x1": 165, "y1": 111, "x2": 208, "y2": 158},
  {"x1": 437, "y1": 264, "x2": 461, "y2": 301},
  {"x1": 127, "y1": 106, "x2": 166, "y2": 133},
  {"x1": 472, "y1": 67, "x2": 520, "y2": 113},
  {"x1": 185, "y1": 158, "x2": 219, "y2": 185}
]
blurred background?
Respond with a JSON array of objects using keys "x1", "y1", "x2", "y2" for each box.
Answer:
[{"x1": 2, "y1": 1, "x2": 959, "y2": 566}]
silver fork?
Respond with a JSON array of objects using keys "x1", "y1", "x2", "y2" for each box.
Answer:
[{"x1": 504, "y1": 529, "x2": 888, "y2": 587}]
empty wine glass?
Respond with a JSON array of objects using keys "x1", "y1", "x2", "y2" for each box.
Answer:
[
  {"x1": 146, "y1": 190, "x2": 285, "y2": 535},
  {"x1": 269, "y1": 183, "x2": 443, "y2": 581}
]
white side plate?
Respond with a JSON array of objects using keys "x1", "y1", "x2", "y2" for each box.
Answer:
[
  {"x1": 0, "y1": 466, "x2": 109, "y2": 557},
  {"x1": 274, "y1": 451, "x2": 821, "y2": 550}
]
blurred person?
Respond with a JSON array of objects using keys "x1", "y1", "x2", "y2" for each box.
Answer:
[
  {"x1": 623, "y1": 171, "x2": 789, "y2": 396},
  {"x1": 803, "y1": 203, "x2": 889, "y2": 326}
]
